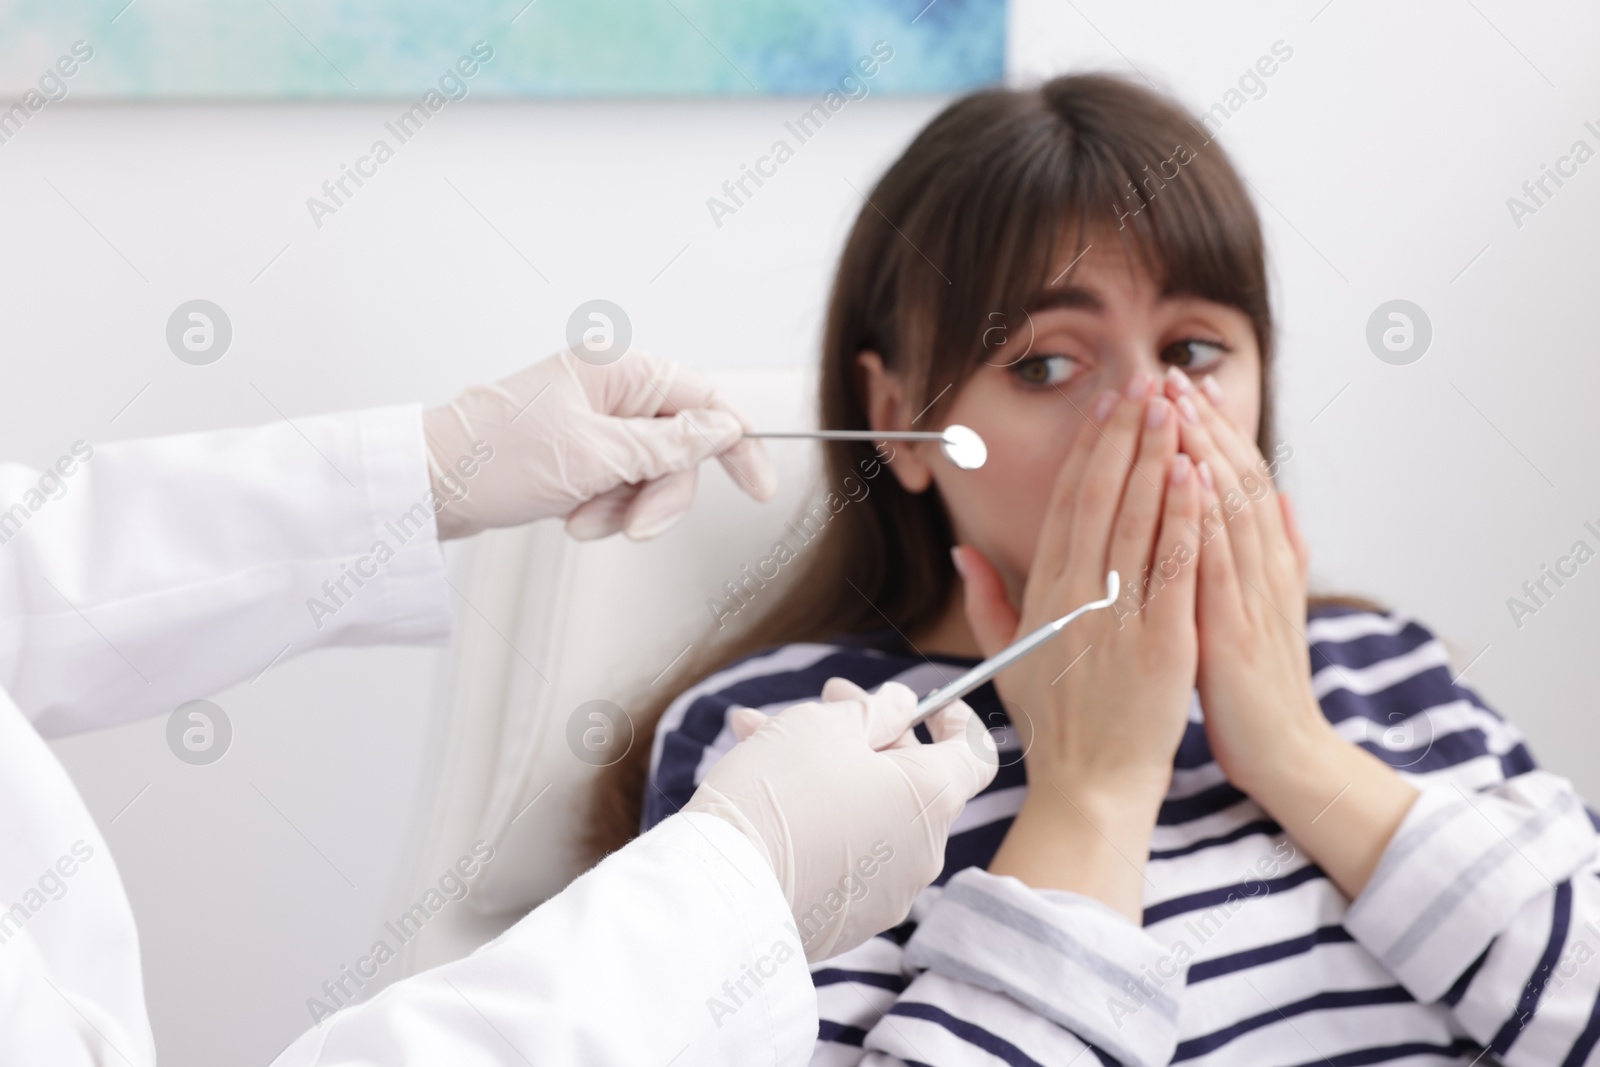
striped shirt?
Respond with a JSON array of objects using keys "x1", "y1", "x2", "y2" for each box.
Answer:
[{"x1": 645, "y1": 605, "x2": 1600, "y2": 1067}]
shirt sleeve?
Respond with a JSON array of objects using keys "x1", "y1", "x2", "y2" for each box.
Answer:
[
  {"x1": 1345, "y1": 769, "x2": 1600, "y2": 1066},
  {"x1": 854, "y1": 868, "x2": 1179, "y2": 1067},
  {"x1": 0, "y1": 406, "x2": 453, "y2": 738},
  {"x1": 270, "y1": 812, "x2": 818, "y2": 1067}
]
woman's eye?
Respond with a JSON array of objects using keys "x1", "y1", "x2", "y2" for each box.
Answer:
[
  {"x1": 1012, "y1": 354, "x2": 1080, "y2": 387},
  {"x1": 1162, "y1": 339, "x2": 1229, "y2": 371}
]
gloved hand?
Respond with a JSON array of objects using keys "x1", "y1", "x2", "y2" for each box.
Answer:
[
  {"x1": 684, "y1": 678, "x2": 999, "y2": 962},
  {"x1": 423, "y1": 349, "x2": 777, "y2": 541}
]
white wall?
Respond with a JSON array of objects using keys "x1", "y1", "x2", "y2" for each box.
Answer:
[{"x1": 12, "y1": 1, "x2": 1600, "y2": 1064}]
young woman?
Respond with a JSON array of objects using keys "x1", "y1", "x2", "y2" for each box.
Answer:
[{"x1": 590, "y1": 74, "x2": 1600, "y2": 1066}]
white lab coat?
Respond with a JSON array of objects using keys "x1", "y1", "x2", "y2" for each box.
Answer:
[{"x1": 0, "y1": 407, "x2": 817, "y2": 1066}]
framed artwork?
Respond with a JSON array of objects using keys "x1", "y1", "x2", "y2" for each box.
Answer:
[{"x1": 0, "y1": 0, "x2": 1005, "y2": 98}]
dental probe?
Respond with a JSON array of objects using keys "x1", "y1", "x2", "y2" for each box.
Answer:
[
  {"x1": 743, "y1": 425, "x2": 988, "y2": 470},
  {"x1": 908, "y1": 569, "x2": 1121, "y2": 729}
]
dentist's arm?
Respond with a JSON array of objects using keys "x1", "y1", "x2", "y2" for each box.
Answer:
[
  {"x1": 0, "y1": 350, "x2": 772, "y2": 739},
  {"x1": 0, "y1": 406, "x2": 451, "y2": 738},
  {"x1": 272, "y1": 682, "x2": 998, "y2": 1067}
]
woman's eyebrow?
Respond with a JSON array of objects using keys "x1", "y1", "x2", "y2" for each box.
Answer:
[{"x1": 1024, "y1": 285, "x2": 1103, "y2": 313}]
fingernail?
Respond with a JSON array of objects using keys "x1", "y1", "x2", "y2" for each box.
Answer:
[
  {"x1": 1170, "y1": 453, "x2": 1192, "y2": 485},
  {"x1": 1201, "y1": 375, "x2": 1224, "y2": 405},
  {"x1": 1145, "y1": 396, "x2": 1169, "y2": 428},
  {"x1": 565, "y1": 512, "x2": 618, "y2": 540},
  {"x1": 1197, "y1": 459, "x2": 1215, "y2": 490},
  {"x1": 748, "y1": 452, "x2": 779, "y2": 501},
  {"x1": 949, "y1": 546, "x2": 969, "y2": 578},
  {"x1": 625, "y1": 507, "x2": 687, "y2": 541},
  {"x1": 1092, "y1": 389, "x2": 1118, "y2": 423},
  {"x1": 1165, "y1": 366, "x2": 1194, "y2": 393},
  {"x1": 1177, "y1": 395, "x2": 1198, "y2": 425},
  {"x1": 1125, "y1": 371, "x2": 1154, "y2": 400},
  {"x1": 694, "y1": 409, "x2": 745, "y2": 445}
]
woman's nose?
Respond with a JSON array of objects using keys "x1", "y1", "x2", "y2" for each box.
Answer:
[{"x1": 1107, "y1": 354, "x2": 1167, "y2": 398}]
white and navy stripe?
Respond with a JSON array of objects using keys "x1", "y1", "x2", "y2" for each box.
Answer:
[{"x1": 646, "y1": 606, "x2": 1600, "y2": 1066}]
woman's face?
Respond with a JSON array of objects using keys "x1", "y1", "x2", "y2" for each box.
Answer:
[{"x1": 861, "y1": 239, "x2": 1264, "y2": 603}]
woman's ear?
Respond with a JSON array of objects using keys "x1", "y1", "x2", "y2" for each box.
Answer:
[{"x1": 855, "y1": 350, "x2": 934, "y2": 493}]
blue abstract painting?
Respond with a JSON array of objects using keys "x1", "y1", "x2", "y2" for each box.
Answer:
[{"x1": 0, "y1": 0, "x2": 1005, "y2": 98}]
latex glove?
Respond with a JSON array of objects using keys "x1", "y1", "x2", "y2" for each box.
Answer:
[
  {"x1": 684, "y1": 678, "x2": 998, "y2": 962},
  {"x1": 423, "y1": 349, "x2": 776, "y2": 541}
]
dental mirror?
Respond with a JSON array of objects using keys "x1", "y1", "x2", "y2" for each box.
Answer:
[{"x1": 743, "y1": 425, "x2": 988, "y2": 470}]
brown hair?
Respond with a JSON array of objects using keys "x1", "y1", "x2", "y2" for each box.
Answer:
[{"x1": 589, "y1": 72, "x2": 1363, "y2": 859}]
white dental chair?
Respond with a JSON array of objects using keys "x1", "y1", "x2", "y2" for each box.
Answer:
[{"x1": 389, "y1": 364, "x2": 821, "y2": 976}]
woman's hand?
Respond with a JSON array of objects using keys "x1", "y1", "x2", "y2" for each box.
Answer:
[
  {"x1": 1158, "y1": 368, "x2": 1321, "y2": 790},
  {"x1": 953, "y1": 372, "x2": 1201, "y2": 920},
  {"x1": 1164, "y1": 368, "x2": 1417, "y2": 898}
]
